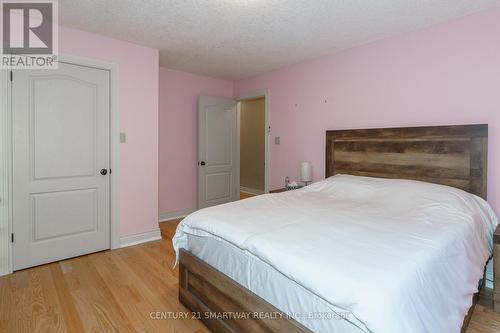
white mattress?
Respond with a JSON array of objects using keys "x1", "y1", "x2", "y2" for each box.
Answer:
[
  {"x1": 174, "y1": 175, "x2": 498, "y2": 333},
  {"x1": 186, "y1": 233, "x2": 366, "y2": 333}
]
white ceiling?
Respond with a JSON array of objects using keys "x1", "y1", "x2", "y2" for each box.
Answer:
[{"x1": 59, "y1": 0, "x2": 500, "y2": 80}]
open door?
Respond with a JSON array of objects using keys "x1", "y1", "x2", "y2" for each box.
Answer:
[{"x1": 198, "y1": 96, "x2": 239, "y2": 209}]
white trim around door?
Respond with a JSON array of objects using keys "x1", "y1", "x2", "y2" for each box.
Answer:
[
  {"x1": 0, "y1": 68, "x2": 13, "y2": 276},
  {"x1": 235, "y1": 90, "x2": 270, "y2": 194},
  {"x1": 0, "y1": 53, "x2": 120, "y2": 275}
]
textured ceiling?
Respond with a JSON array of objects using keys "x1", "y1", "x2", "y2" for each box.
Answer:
[{"x1": 59, "y1": 0, "x2": 500, "y2": 80}]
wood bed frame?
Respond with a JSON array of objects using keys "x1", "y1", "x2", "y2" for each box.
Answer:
[
  {"x1": 325, "y1": 125, "x2": 487, "y2": 199},
  {"x1": 179, "y1": 124, "x2": 488, "y2": 333}
]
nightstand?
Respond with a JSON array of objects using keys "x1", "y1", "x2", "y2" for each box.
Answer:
[{"x1": 495, "y1": 224, "x2": 500, "y2": 312}]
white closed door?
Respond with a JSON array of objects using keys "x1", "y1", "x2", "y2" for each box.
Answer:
[
  {"x1": 12, "y1": 61, "x2": 111, "y2": 270},
  {"x1": 198, "y1": 96, "x2": 239, "y2": 209}
]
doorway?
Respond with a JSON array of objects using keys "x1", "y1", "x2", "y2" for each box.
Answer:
[
  {"x1": 197, "y1": 92, "x2": 269, "y2": 208},
  {"x1": 239, "y1": 97, "x2": 266, "y2": 199}
]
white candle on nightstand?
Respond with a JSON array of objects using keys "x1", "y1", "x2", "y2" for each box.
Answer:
[{"x1": 300, "y1": 162, "x2": 312, "y2": 185}]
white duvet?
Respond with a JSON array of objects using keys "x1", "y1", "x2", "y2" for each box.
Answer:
[{"x1": 173, "y1": 175, "x2": 498, "y2": 333}]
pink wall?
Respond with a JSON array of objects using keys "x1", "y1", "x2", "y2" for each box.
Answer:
[
  {"x1": 2, "y1": 15, "x2": 159, "y2": 236},
  {"x1": 235, "y1": 8, "x2": 500, "y2": 214},
  {"x1": 159, "y1": 68, "x2": 233, "y2": 214},
  {"x1": 59, "y1": 27, "x2": 159, "y2": 236}
]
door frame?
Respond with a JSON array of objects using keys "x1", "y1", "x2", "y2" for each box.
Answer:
[
  {"x1": 0, "y1": 53, "x2": 120, "y2": 275},
  {"x1": 235, "y1": 90, "x2": 270, "y2": 194}
]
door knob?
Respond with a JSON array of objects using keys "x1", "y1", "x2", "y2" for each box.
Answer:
[
  {"x1": 199, "y1": 161, "x2": 206, "y2": 166},
  {"x1": 100, "y1": 169, "x2": 108, "y2": 175}
]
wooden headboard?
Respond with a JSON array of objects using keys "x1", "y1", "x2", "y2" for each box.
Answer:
[{"x1": 325, "y1": 125, "x2": 488, "y2": 199}]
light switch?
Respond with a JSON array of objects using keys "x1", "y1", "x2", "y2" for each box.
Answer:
[
  {"x1": 120, "y1": 132, "x2": 127, "y2": 143},
  {"x1": 274, "y1": 137, "x2": 280, "y2": 145}
]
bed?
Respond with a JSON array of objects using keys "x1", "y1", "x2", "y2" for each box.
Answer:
[{"x1": 173, "y1": 124, "x2": 497, "y2": 333}]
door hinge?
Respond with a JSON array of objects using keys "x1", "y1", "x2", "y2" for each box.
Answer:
[
  {"x1": 10, "y1": 71, "x2": 13, "y2": 82},
  {"x1": 11, "y1": 233, "x2": 14, "y2": 243}
]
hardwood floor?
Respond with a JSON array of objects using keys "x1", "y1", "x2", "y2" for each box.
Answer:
[
  {"x1": 239, "y1": 191, "x2": 256, "y2": 200},
  {"x1": 1, "y1": 218, "x2": 499, "y2": 333},
  {"x1": 0, "y1": 220, "x2": 208, "y2": 333}
]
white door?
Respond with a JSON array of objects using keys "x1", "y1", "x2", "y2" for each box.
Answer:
[
  {"x1": 198, "y1": 96, "x2": 239, "y2": 209},
  {"x1": 12, "y1": 61, "x2": 111, "y2": 270}
]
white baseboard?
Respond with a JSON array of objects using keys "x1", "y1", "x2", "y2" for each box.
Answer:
[
  {"x1": 159, "y1": 208, "x2": 197, "y2": 222},
  {"x1": 120, "y1": 228, "x2": 162, "y2": 248},
  {"x1": 240, "y1": 186, "x2": 265, "y2": 195}
]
